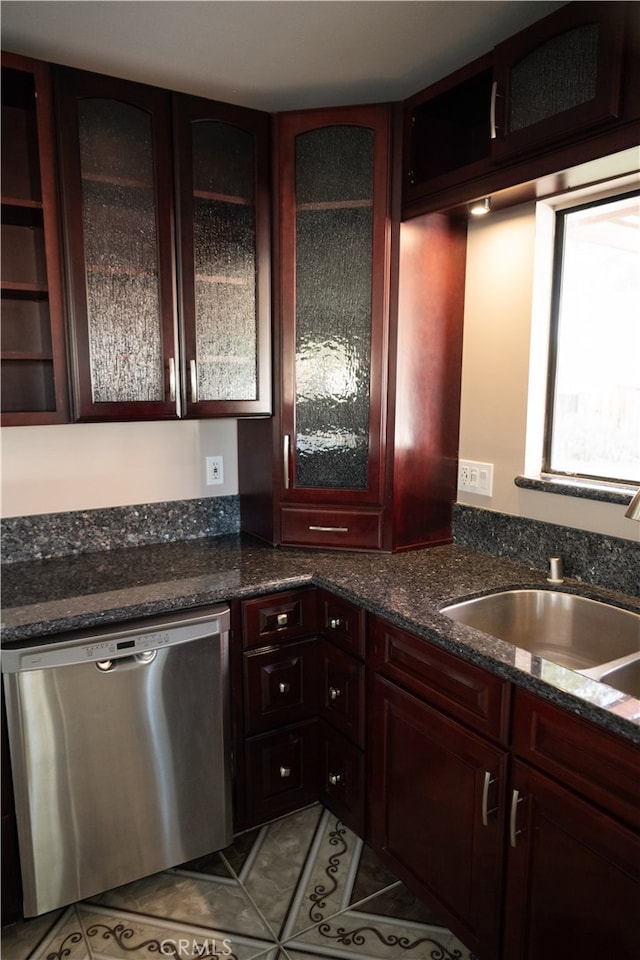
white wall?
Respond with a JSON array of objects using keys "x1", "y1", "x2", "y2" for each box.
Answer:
[
  {"x1": 0, "y1": 419, "x2": 238, "y2": 517},
  {"x1": 458, "y1": 202, "x2": 638, "y2": 542}
]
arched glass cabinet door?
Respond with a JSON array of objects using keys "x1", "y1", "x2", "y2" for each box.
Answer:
[
  {"x1": 279, "y1": 106, "x2": 390, "y2": 505},
  {"x1": 55, "y1": 68, "x2": 178, "y2": 420},
  {"x1": 174, "y1": 94, "x2": 271, "y2": 417}
]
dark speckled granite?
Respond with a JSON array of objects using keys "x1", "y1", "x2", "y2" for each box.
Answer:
[
  {"x1": 453, "y1": 504, "x2": 639, "y2": 596},
  {"x1": 2, "y1": 534, "x2": 639, "y2": 744},
  {"x1": 1, "y1": 496, "x2": 240, "y2": 563}
]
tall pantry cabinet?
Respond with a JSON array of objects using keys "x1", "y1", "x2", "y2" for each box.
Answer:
[{"x1": 239, "y1": 103, "x2": 467, "y2": 552}]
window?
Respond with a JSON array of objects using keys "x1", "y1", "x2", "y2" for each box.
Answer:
[{"x1": 543, "y1": 190, "x2": 640, "y2": 486}]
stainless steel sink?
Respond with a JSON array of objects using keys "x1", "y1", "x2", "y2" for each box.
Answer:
[{"x1": 440, "y1": 589, "x2": 640, "y2": 696}]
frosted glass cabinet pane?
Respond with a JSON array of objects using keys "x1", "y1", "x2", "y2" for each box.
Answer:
[
  {"x1": 191, "y1": 121, "x2": 257, "y2": 401},
  {"x1": 78, "y1": 99, "x2": 163, "y2": 402},
  {"x1": 294, "y1": 126, "x2": 374, "y2": 489}
]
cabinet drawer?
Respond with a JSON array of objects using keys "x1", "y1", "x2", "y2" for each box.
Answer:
[
  {"x1": 318, "y1": 589, "x2": 366, "y2": 658},
  {"x1": 244, "y1": 638, "x2": 319, "y2": 734},
  {"x1": 281, "y1": 507, "x2": 383, "y2": 551},
  {"x1": 371, "y1": 616, "x2": 511, "y2": 743},
  {"x1": 244, "y1": 720, "x2": 318, "y2": 823},
  {"x1": 319, "y1": 640, "x2": 366, "y2": 748},
  {"x1": 318, "y1": 720, "x2": 365, "y2": 837},
  {"x1": 512, "y1": 688, "x2": 640, "y2": 830},
  {"x1": 241, "y1": 588, "x2": 318, "y2": 649}
]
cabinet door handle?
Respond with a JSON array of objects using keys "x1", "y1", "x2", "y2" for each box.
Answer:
[
  {"x1": 481, "y1": 770, "x2": 497, "y2": 827},
  {"x1": 283, "y1": 435, "x2": 291, "y2": 489},
  {"x1": 168, "y1": 357, "x2": 176, "y2": 402},
  {"x1": 329, "y1": 618, "x2": 342, "y2": 630},
  {"x1": 329, "y1": 686, "x2": 341, "y2": 700},
  {"x1": 329, "y1": 773, "x2": 342, "y2": 786},
  {"x1": 190, "y1": 359, "x2": 198, "y2": 403},
  {"x1": 308, "y1": 525, "x2": 349, "y2": 533},
  {"x1": 509, "y1": 788, "x2": 525, "y2": 847},
  {"x1": 490, "y1": 80, "x2": 499, "y2": 140},
  {"x1": 278, "y1": 681, "x2": 290, "y2": 694},
  {"x1": 279, "y1": 766, "x2": 291, "y2": 778}
]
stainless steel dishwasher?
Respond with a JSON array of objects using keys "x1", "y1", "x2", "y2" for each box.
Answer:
[{"x1": 2, "y1": 604, "x2": 232, "y2": 917}]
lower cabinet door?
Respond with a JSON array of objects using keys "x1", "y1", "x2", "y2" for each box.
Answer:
[
  {"x1": 244, "y1": 720, "x2": 318, "y2": 824},
  {"x1": 369, "y1": 676, "x2": 507, "y2": 960},
  {"x1": 318, "y1": 720, "x2": 365, "y2": 836},
  {"x1": 503, "y1": 759, "x2": 640, "y2": 960}
]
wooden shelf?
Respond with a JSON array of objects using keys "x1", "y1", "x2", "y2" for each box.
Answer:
[
  {"x1": 194, "y1": 273, "x2": 248, "y2": 285},
  {"x1": 1, "y1": 350, "x2": 53, "y2": 361},
  {"x1": 297, "y1": 199, "x2": 372, "y2": 211},
  {"x1": 81, "y1": 171, "x2": 153, "y2": 190},
  {"x1": 193, "y1": 189, "x2": 253, "y2": 206},
  {"x1": 1, "y1": 281, "x2": 48, "y2": 296}
]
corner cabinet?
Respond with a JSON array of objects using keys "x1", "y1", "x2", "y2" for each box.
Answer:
[
  {"x1": 1, "y1": 52, "x2": 68, "y2": 425},
  {"x1": 239, "y1": 103, "x2": 467, "y2": 552},
  {"x1": 54, "y1": 67, "x2": 270, "y2": 421}
]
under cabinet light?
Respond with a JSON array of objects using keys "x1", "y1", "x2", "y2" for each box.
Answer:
[{"x1": 469, "y1": 197, "x2": 492, "y2": 216}]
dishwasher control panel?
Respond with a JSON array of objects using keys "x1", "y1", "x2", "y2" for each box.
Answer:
[{"x1": 1, "y1": 605, "x2": 230, "y2": 673}]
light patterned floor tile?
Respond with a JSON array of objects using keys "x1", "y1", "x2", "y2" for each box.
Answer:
[
  {"x1": 77, "y1": 903, "x2": 276, "y2": 960},
  {"x1": 0, "y1": 908, "x2": 64, "y2": 960},
  {"x1": 2, "y1": 807, "x2": 475, "y2": 960},
  {"x1": 89, "y1": 871, "x2": 274, "y2": 941}
]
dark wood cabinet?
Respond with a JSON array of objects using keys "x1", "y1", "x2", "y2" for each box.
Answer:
[
  {"x1": 235, "y1": 587, "x2": 367, "y2": 835},
  {"x1": 503, "y1": 689, "x2": 640, "y2": 960},
  {"x1": 1, "y1": 52, "x2": 68, "y2": 425},
  {"x1": 503, "y1": 757, "x2": 639, "y2": 960},
  {"x1": 239, "y1": 103, "x2": 467, "y2": 552},
  {"x1": 172, "y1": 93, "x2": 271, "y2": 416},
  {"x1": 491, "y1": 1, "x2": 627, "y2": 160},
  {"x1": 55, "y1": 66, "x2": 270, "y2": 421},
  {"x1": 402, "y1": 1, "x2": 640, "y2": 217},
  {"x1": 369, "y1": 616, "x2": 510, "y2": 959}
]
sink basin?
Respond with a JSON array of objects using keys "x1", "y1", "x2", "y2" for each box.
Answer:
[{"x1": 440, "y1": 589, "x2": 640, "y2": 673}]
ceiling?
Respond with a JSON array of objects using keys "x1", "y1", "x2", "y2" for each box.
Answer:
[{"x1": 1, "y1": 0, "x2": 567, "y2": 112}]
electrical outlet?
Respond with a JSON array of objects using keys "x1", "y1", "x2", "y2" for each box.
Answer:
[
  {"x1": 458, "y1": 459, "x2": 494, "y2": 496},
  {"x1": 206, "y1": 456, "x2": 224, "y2": 486}
]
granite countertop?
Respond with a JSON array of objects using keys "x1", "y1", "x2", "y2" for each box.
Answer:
[{"x1": 2, "y1": 533, "x2": 639, "y2": 743}]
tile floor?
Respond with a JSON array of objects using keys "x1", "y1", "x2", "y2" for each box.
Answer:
[{"x1": 1, "y1": 805, "x2": 475, "y2": 960}]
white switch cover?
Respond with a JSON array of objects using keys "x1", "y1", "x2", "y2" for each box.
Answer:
[
  {"x1": 458, "y1": 459, "x2": 493, "y2": 496},
  {"x1": 206, "y1": 456, "x2": 224, "y2": 485}
]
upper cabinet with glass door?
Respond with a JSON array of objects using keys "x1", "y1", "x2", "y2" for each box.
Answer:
[
  {"x1": 173, "y1": 94, "x2": 271, "y2": 417},
  {"x1": 55, "y1": 67, "x2": 270, "y2": 421},
  {"x1": 491, "y1": 1, "x2": 629, "y2": 160},
  {"x1": 277, "y1": 106, "x2": 390, "y2": 549}
]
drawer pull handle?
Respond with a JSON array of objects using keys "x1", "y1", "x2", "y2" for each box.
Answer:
[
  {"x1": 278, "y1": 681, "x2": 290, "y2": 694},
  {"x1": 308, "y1": 525, "x2": 349, "y2": 533},
  {"x1": 276, "y1": 613, "x2": 289, "y2": 627},
  {"x1": 481, "y1": 770, "x2": 497, "y2": 827},
  {"x1": 279, "y1": 766, "x2": 291, "y2": 778},
  {"x1": 329, "y1": 686, "x2": 342, "y2": 700},
  {"x1": 329, "y1": 618, "x2": 342, "y2": 630},
  {"x1": 329, "y1": 773, "x2": 342, "y2": 786},
  {"x1": 509, "y1": 788, "x2": 525, "y2": 847}
]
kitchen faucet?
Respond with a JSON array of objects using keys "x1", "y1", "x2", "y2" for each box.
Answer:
[{"x1": 624, "y1": 489, "x2": 640, "y2": 520}]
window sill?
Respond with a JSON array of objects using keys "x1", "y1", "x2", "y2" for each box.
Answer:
[{"x1": 514, "y1": 475, "x2": 636, "y2": 506}]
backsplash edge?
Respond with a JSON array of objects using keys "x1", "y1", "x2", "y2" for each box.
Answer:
[
  {"x1": 1, "y1": 496, "x2": 241, "y2": 563},
  {"x1": 452, "y1": 503, "x2": 639, "y2": 597}
]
